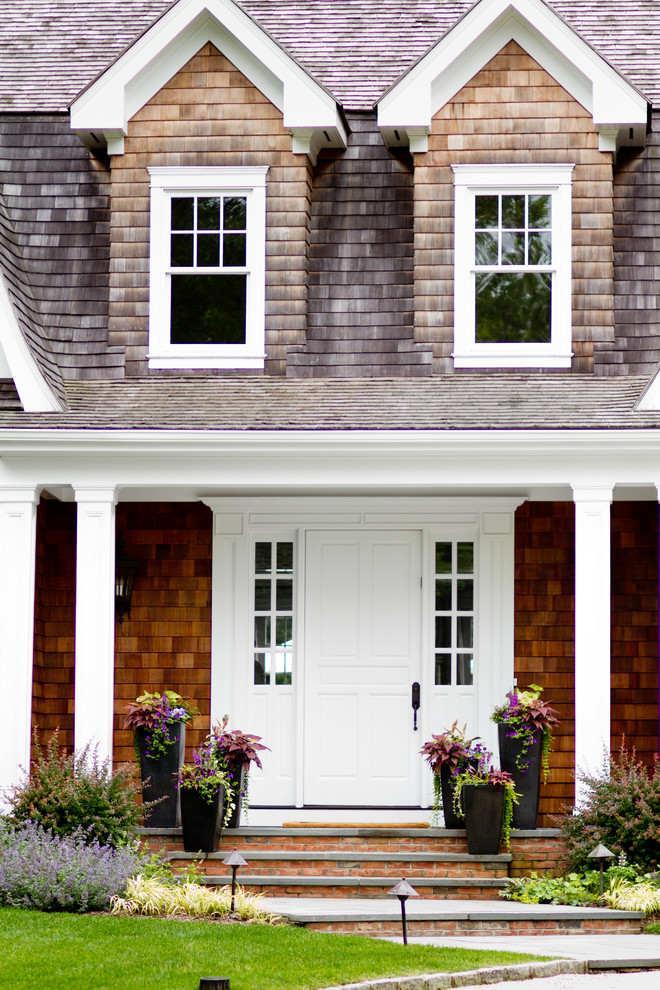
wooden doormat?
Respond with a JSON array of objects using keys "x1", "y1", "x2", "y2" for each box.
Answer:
[{"x1": 282, "y1": 822, "x2": 430, "y2": 828}]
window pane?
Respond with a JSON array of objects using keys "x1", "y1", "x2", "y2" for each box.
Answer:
[
  {"x1": 171, "y1": 234, "x2": 193, "y2": 267},
  {"x1": 435, "y1": 654, "x2": 451, "y2": 685},
  {"x1": 501, "y1": 231, "x2": 525, "y2": 265},
  {"x1": 254, "y1": 653, "x2": 269, "y2": 685},
  {"x1": 224, "y1": 196, "x2": 247, "y2": 230},
  {"x1": 198, "y1": 197, "x2": 220, "y2": 230},
  {"x1": 435, "y1": 616, "x2": 451, "y2": 649},
  {"x1": 171, "y1": 197, "x2": 193, "y2": 231},
  {"x1": 475, "y1": 195, "x2": 498, "y2": 229},
  {"x1": 457, "y1": 654, "x2": 474, "y2": 686},
  {"x1": 435, "y1": 542, "x2": 452, "y2": 574},
  {"x1": 223, "y1": 233, "x2": 246, "y2": 267},
  {"x1": 457, "y1": 543, "x2": 474, "y2": 574},
  {"x1": 277, "y1": 543, "x2": 294, "y2": 573},
  {"x1": 475, "y1": 231, "x2": 498, "y2": 265},
  {"x1": 475, "y1": 271, "x2": 551, "y2": 343},
  {"x1": 197, "y1": 233, "x2": 220, "y2": 267},
  {"x1": 457, "y1": 616, "x2": 473, "y2": 649},
  {"x1": 435, "y1": 579, "x2": 452, "y2": 611},
  {"x1": 276, "y1": 616, "x2": 292, "y2": 647},
  {"x1": 457, "y1": 579, "x2": 473, "y2": 611},
  {"x1": 170, "y1": 274, "x2": 247, "y2": 345},
  {"x1": 528, "y1": 231, "x2": 552, "y2": 265},
  {"x1": 254, "y1": 616, "x2": 270, "y2": 648},
  {"x1": 276, "y1": 579, "x2": 293, "y2": 611},
  {"x1": 255, "y1": 543, "x2": 271, "y2": 574},
  {"x1": 529, "y1": 194, "x2": 551, "y2": 229},
  {"x1": 254, "y1": 579, "x2": 271, "y2": 611},
  {"x1": 275, "y1": 653, "x2": 292, "y2": 686},
  {"x1": 502, "y1": 194, "x2": 524, "y2": 229}
]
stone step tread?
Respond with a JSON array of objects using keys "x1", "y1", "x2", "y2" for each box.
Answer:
[
  {"x1": 169, "y1": 850, "x2": 511, "y2": 863},
  {"x1": 198, "y1": 875, "x2": 509, "y2": 888}
]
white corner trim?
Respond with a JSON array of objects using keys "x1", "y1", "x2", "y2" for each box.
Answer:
[
  {"x1": 0, "y1": 274, "x2": 63, "y2": 412},
  {"x1": 377, "y1": 0, "x2": 647, "y2": 148},
  {"x1": 70, "y1": 0, "x2": 346, "y2": 156},
  {"x1": 635, "y1": 367, "x2": 660, "y2": 411}
]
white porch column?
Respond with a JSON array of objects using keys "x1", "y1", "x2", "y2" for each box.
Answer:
[
  {"x1": 572, "y1": 485, "x2": 613, "y2": 806},
  {"x1": 0, "y1": 488, "x2": 40, "y2": 805},
  {"x1": 74, "y1": 487, "x2": 118, "y2": 762}
]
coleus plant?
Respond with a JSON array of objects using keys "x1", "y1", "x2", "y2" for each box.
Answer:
[{"x1": 491, "y1": 683, "x2": 559, "y2": 780}]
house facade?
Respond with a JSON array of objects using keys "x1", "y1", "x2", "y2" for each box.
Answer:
[{"x1": 1, "y1": 0, "x2": 660, "y2": 825}]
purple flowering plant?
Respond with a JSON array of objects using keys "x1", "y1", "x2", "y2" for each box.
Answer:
[
  {"x1": 207, "y1": 716, "x2": 270, "y2": 821},
  {"x1": 491, "y1": 683, "x2": 559, "y2": 780},
  {"x1": 420, "y1": 721, "x2": 489, "y2": 825},
  {"x1": 177, "y1": 742, "x2": 234, "y2": 825},
  {"x1": 123, "y1": 690, "x2": 198, "y2": 761}
]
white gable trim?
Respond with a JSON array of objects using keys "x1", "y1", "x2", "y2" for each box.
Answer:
[
  {"x1": 0, "y1": 275, "x2": 63, "y2": 413},
  {"x1": 378, "y1": 0, "x2": 648, "y2": 152},
  {"x1": 70, "y1": 0, "x2": 346, "y2": 161},
  {"x1": 635, "y1": 368, "x2": 660, "y2": 412}
]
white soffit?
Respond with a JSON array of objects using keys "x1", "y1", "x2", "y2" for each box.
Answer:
[
  {"x1": 378, "y1": 0, "x2": 648, "y2": 152},
  {"x1": 70, "y1": 0, "x2": 346, "y2": 159},
  {"x1": 0, "y1": 275, "x2": 63, "y2": 413}
]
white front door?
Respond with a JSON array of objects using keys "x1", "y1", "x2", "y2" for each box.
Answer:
[{"x1": 303, "y1": 530, "x2": 422, "y2": 806}]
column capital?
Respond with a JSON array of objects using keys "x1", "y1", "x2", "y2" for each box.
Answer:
[
  {"x1": 571, "y1": 485, "x2": 614, "y2": 504},
  {"x1": 0, "y1": 486, "x2": 41, "y2": 505},
  {"x1": 73, "y1": 486, "x2": 119, "y2": 505}
]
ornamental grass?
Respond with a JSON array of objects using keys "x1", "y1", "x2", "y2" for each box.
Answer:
[{"x1": 111, "y1": 874, "x2": 280, "y2": 923}]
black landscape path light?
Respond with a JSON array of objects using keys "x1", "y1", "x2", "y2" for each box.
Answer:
[
  {"x1": 387, "y1": 877, "x2": 420, "y2": 945},
  {"x1": 199, "y1": 979, "x2": 230, "y2": 990},
  {"x1": 587, "y1": 842, "x2": 615, "y2": 900},
  {"x1": 223, "y1": 846, "x2": 248, "y2": 913}
]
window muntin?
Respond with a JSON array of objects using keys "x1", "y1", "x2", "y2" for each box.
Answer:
[
  {"x1": 253, "y1": 540, "x2": 294, "y2": 687},
  {"x1": 453, "y1": 164, "x2": 573, "y2": 369},
  {"x1": 434, "y1": 540, "x2": 475, "y2": 687},
  {"x1": 148, "y1": 167, "x2": 267, "y2": 369}
]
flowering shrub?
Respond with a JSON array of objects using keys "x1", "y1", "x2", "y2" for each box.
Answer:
[
  {"x1": 123, "y1": 690, "x2": 198, "y2": 760},
  {"x1": 0, "y1": 822, "x2": 140, "y2": 912},
  {"x1": 491, "y1": 684, "x2": 559, "y2": 780},
  {"x1": 7, "y1": 730, "x2": 144, "y2": 848},
  {"x1": 556, "y1": 742, "x2": 660, "y2": 873}
]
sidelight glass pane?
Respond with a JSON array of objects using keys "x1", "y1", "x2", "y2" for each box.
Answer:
[
  {"x1": 435, "y1": 654, "x2": 451, "y2": 685},
  {"x1": 276, "y1": 616, "x2": 292, "y2": 648},
  {"x1": 435, "y1": 542, "x2": 452, "y2": 574},
  {"x1": 254, "y1": 616, "x2": 270, "y2": 648},
  {"x1": 276, "y1": 652, "x2": 292, "y2": 686},
  {"x1": 457, "y1": 579, "x2": 473, "y2": 611},
  {"x1": 457, "y1": 653, "x2": 474, "y2": 686},
  {"x1": 276, "y1": 579, "x2": 293, "y2": 611},
  {"x1": 254, "y1": 652, "x2": 269, "y2": 685},
  {"x1": 254, "y1": 579, "x2": 271, "y2": 611},
  {"x1": 435, "y1": 616, "x2": 451, "y2": 649},
  {"x1": 457, "y1": 543, "x2": 474, "y2": 573},
  {"x1": 457, "y1": 616, "x2": 473, "y2": 649},
  {"x1": 276, "y1": 543, "x2": 294, "y2": 573},
  {"x1": 435, "y1": 579, "x2": 452, "y2": 611},
  {"x1": 255, "y1": 542, "x2": 272, "y2": 574}
]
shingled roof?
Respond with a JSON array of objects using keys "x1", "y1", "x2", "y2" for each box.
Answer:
[
  {"x1": 2, "y1": 0, "x2": 660, "y2": 112},
  {"x1": 0, "y1": 374, "x2": 657, "y2": 431}
]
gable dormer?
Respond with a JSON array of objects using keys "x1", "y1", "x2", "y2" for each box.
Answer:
[{"x1": 377, "y1": 0, "x2": 649, "y2": 375}]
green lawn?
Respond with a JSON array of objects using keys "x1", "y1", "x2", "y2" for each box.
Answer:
[{"x1": 0, "y1": 909, "x2": 551, "y2": 990}]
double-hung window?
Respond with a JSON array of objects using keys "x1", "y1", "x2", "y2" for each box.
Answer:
[
  {"x1": 452, "y1": 164, "x2": 573, "y2": 368},
  {"x1": 148, "y1": 166, "x2": 268, "y2": 369}
]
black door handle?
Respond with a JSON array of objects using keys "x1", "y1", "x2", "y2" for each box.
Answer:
[{"x1": 411, "y1": 682, "x2": 420, "y2": 731}]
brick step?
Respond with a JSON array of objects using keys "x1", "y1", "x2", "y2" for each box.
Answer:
[
  {"x1": 217, "y1": 827, "x2": 469, "y2": 855},
  {"x1": 198, "y1": 875, "x2": 509, "y2": 898},
  {"x1": 168, "y1": 850, "x2": 511, "y2": 878},
  {"x1": 261, "y1": 897, "x2": 645, "y2": 938}
]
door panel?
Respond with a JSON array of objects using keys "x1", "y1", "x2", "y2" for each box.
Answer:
[{"x1": 304, "y1": 530, "x2": 422, "y2": 806}]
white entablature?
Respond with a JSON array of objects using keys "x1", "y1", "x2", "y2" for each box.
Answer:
[{"x1": 377, "y1": 0, "x2": 648, "y2": 153}]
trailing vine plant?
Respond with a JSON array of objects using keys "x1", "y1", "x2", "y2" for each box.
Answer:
[
  {"x1": 491, "y1": 684, "x2": 559, "y2": 781},
  {"x1": 420, "y1": 721, "x2": 489, "y2": 825},
  {"x1": 452, "y1": 762, "x2": 519, "y2": 850}
]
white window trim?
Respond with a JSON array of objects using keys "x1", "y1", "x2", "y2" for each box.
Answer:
[
  {"x1": 452, "y1": 163, "x2": 574, "y2": 369},
  {"x1": 148, "y1": 166, "x2": 268, "y2": 370}
]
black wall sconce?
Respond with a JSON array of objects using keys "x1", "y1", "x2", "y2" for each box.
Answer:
[{"x1": 115, "y1": 534, "x2": 138, "y2": 624}]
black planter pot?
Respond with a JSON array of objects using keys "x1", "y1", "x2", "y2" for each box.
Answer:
[
  {"x1": 498, "y1": 724, "x2": 542, "y2": 829},
  {"x1": 224, "y1": 764, "x2": 245, "y2": 829},
  {"x1": 462, "y1": 783, "x2": 505, "y2": 855},
  {"x1": 136, "y1": 722, "x2": 185, "y2": 828},
  {"x1": 180, "y1": 785, "x2": 224, "y2": 853},
  {"x1": 439, "y1": 761, "x2": 477, "y2": 829}
]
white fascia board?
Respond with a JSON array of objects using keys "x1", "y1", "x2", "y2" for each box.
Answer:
[
  {"x1": 636, "y1": 368, "x2": 660, "y2": 411},
  {"x1": 378, "y1": 0, "x2": 647, "y2": 140},
  {"x1": 71, "y1": 0, "x2": 343, "y2": 148},
  {"x1": 0, "y1": 276, "x2": 63, "y2": 413}
]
